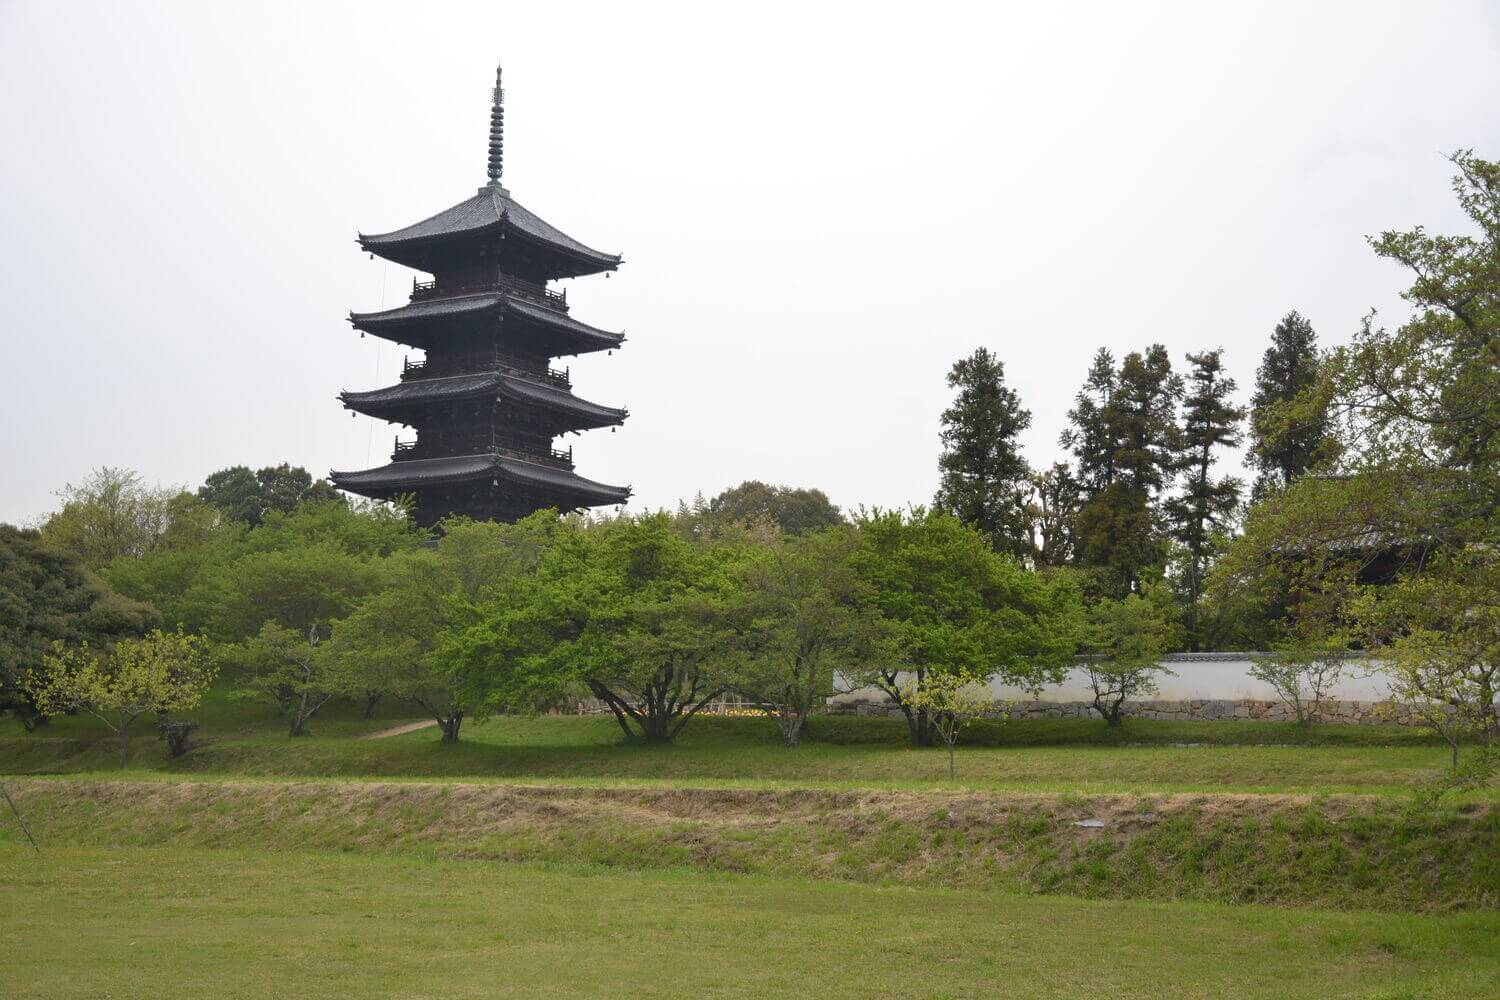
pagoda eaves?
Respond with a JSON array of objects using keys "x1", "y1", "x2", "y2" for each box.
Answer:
[
  {"x1": 348, "y1": 291, "x2": 625, "y2": 356},
  {"x1": 359, "y1": 185, "x2": 621, "y2": 280}
]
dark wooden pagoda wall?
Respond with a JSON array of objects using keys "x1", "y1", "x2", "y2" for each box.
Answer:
[
  {"x1": 388, "y1": 245, "x2": 590, "y2": 477},
  {"x1": 411, "y1": 483, "x2": 578, "y2": 529},
  {"x1": 418, "y1": 238, "x2": 562, "y2": 288},
  {"x1": 347, "y1": 223, "x2": 619, "y2": 527},
  {"x1": 394, "y1": 400, "x2": 562, "y2": 462}
]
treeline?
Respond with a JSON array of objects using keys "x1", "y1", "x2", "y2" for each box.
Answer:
[
  {"x1": 927, "y1": 151, "x2": 1500, "y2": 791},
  {"x1": 5, "y1": 471, "x2": 1163, "y2": 751},
  {"x1": 931, "y1": 315, "x2": 1326, "y2": 650}
]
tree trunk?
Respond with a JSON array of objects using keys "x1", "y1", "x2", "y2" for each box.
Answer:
[
  {"x1": 440, "y1": 712, "x2": 463, "y2": 744},
  {"x1": 118, "y1": 727, "x2": 128, "y2": 770},
  {"x1": 896, "y1": 702, "x2": 935, "y2": 747},
  {"x1": 639, "y1": 709, "x2": 672, "y2": 744},
  {"x1": 363, "y1": 691, "x2": 382, "y2": 719},
  {"x1": 783, "y1": 710, "x2": 806, "y2": 749},
  {"x1": 947, "y1": 743, "x2": 956, "y2": 781}
]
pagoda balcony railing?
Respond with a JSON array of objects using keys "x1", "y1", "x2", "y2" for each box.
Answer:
[
  {"x1": 411, "y1": 274, "x2": 567, "y2": 312},
  {"x1": 494, "y1": 444, "x2": 574, "y2": 469},
  {"x1": 393, "y1": 439, "x2": 574, "y2": 469},
  {"x1": 402, "y1": 353, "x2": 570, "y2": 390}
]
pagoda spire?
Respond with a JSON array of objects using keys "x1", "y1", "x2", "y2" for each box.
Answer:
[{"x1": 486, "y1": 63, "x2": 505, "y2": 186}]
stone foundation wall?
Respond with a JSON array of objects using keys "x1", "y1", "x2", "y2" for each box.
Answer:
[{"x1": 830, "y1": 696, "x2": 1443, "y2": 726}]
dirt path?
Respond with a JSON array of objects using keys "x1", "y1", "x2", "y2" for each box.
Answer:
[{"x1": 361, "y1": 719, "x2": 438, "y2": 740}]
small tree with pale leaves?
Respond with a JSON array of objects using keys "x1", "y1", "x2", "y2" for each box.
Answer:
[
  {"x1": 1249, "y1": 639, "x2": 1354, "y2": 726},
  {"x1": 27, "y1": 628, "x2": 214, "y2": 768},
  {"x1": 902, "y1": 670, "x2": 993, "y2": 780}
]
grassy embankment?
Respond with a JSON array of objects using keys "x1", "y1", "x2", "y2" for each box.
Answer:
[{"x1": 4, "y1": 777, "x2": 1495, "y2": 912}]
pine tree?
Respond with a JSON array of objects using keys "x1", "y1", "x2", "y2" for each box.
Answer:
[
  {"x1": 1060, "y1": 348, "x2": 1118, "y2": 493},
  {"x1": 1111, "y1": 345, "x2": 1184, "y2": 495},
  {"x1": 1248, "y1": 311, "x2": 1327, "y2": 500},
  {"x1": 1165, "y1": 349, "x2": 1246, "y2": 646},
  {"x1": 1067, "y1": 345, "x2": 1183, "y2": 596},
  {"x1": 933, "y1": 348, "x2": 1033, "y2": 559}
]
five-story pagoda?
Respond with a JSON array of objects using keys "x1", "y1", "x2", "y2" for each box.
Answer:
[{"x1": 332, "y1": 65, "x2": 631, "y2": 527}]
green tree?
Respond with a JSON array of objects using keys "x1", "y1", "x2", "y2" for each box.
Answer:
[
  {"x1": 199, "y1": 464, "x2": 343, "y2": 527},
  {"x1": 1165, "y1": 349, "x2": 1245, "y2": 646},
  {"x1": 41, "y1": 467, "x2": 191, "y2": 569},
  {"x1": 194, "y1": 544, "x2": 387, "y2": 643},
  {"x1": 334, "y1": 515, "x2": 555, "y2": 742},
  {"x1": 933, "y1": 347, "x2": 1034, "y2": 558},
  {"x1": 0, "y1": 525, "x2": 158, "y2": 728},
  {"x1": 456, "y1": 515, "x2": 746, "y2": 744},
  {"x1": 223, "y1": 622, "x2": 345, "y2": 737},
  {"x1": 1061, "y1": 348, "x2": 1119, "y2": 494},
  {"x1": 728, "y1": 526, "x2": 889, "y2": 747},
  {"x1": 26, "y1": 628, "x2": 214, "y2": 768},
  {"x1": 1249, "y1": 638, "x2": 1355, "y2": 727},
  {"x1": 1352, "y1": 549, "x2": 1498, "y2": 787},
  {"x1": 1247, "y1": 311, "x2": 1329, "y2": 501},
  {"x1": 1081, "y1": 579, "x2": 1180, "y2": 726},
  {"x1": 1219, "y1": 152, "x2": 1500, "y2": 791},
  {"x1": 846, "y1": 509, "x2": 1082, "y2": 747},
  {"x1": 1027, "y1": 463, "x2": 1081, "y2": 568},
  {"x1": 901, "y1": 669, "x2": 992, "y2": 780},
  {"x1": 700, "y1": 481, "x2": 843, "y2": 536},
  {"x1": 1067, "y1": 346, "x2": 1183, "y2": 596}
]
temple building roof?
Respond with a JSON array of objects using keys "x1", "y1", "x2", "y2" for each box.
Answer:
[
  {"x1": 358, "y1": 185, "x2": 621, "y2": 277},
  {"x1": 348, "y1": 292, "x2": 624, "y2": 355},
  {"x1": 330, "y1": 452, "x2": 630, "y2": 507},
  {"x1": 340, "y1": 372, "x2": 627, "y2": 429}
]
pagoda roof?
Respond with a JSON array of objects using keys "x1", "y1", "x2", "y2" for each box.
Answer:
[
  {"x1": 358, "y1": 186, "x2": 621, "y2": 276},
  {"x1": 330, "y1": 452, "x2": 630, "y2": 507},
  {"x1": 348, "y1": 293, "x2": 624, "y2": 354},
  {"x1": 340, "y1": 372, "x2": 626, "y2": 429}
]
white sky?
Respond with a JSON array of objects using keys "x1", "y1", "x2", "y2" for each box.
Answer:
[{"x1": 2, "y1": 0, "x2": 1498, "y2": 526}]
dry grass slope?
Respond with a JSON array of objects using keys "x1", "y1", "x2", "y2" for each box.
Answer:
[{"x1": 7, "y1": 777, "x2": 1496, "y2": 912}]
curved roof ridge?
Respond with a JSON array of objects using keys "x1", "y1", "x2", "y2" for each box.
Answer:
[
  {"x1": 338, "y1": 371, "x2": 626, "y2": 427},
  {"x1": 330, "y1": 451, "x2": 630, "y2": 505},
  {"x1": 357, "y1": 186, "x2": 619, "y2": 272}
]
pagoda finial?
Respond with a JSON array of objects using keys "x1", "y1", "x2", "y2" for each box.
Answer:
[{"x1": 486, "y1": 63, "x2": 505, "y2": 186}]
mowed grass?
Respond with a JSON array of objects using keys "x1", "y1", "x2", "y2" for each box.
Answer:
[
  {"x1": 3, "y1": 845, "x2": 1497, "y2": 1000},
  {"x1": 0, "y1": 684, "x2": 1481, "y2": 798}
]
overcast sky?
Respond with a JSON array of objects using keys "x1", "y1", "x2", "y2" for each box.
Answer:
[{"x1": 2, "y1": 0, "x2": 1498, "y2": 526}]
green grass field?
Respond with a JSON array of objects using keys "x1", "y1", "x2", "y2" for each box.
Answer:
[
  {"x1": 3, "y1": 846, "x2": 1496, "y2": 999},
  {"x1": 3, "y1": 688, "x2": 1497, "y2": 997},
  {"x1": 1, "y1": 685, "x2": 1482, "y2": 798}
]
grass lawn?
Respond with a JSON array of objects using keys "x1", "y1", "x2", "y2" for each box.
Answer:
[
  {"x1": 3, "y1": 844, "x2": 1496, "y2": 999},
  {"x1": 1, "y1": 686, "x2": 1483, "y2": 798}
]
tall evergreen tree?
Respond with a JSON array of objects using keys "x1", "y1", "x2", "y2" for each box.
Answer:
[
  {"x1": 1060, "y1": 348, "x2": 1118, "y2": 493},
  {"x1": 1111, "y1": 345, "x2": 1185, "y2": 495},
  {"x1": 933, "y1": 348, "x2": 1033, "y2": 559},
  {"x1": 1165, "y1": 349, "x2": 1246, "y2": 646},
  {"x1": 1066, "y1": 345, "x2": 1183, "y2": 596},
  {"x1": 1247, "y1": 311, "x2": 1328, "y2": 500}
]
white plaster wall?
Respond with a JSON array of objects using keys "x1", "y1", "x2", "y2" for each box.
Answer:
[
  {"x1": 832, "y1": 656, "x2": 1393, "y2": 705},
  {"x1": 988, "y1": 659, "x2": 1391, "y2": 702}
]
